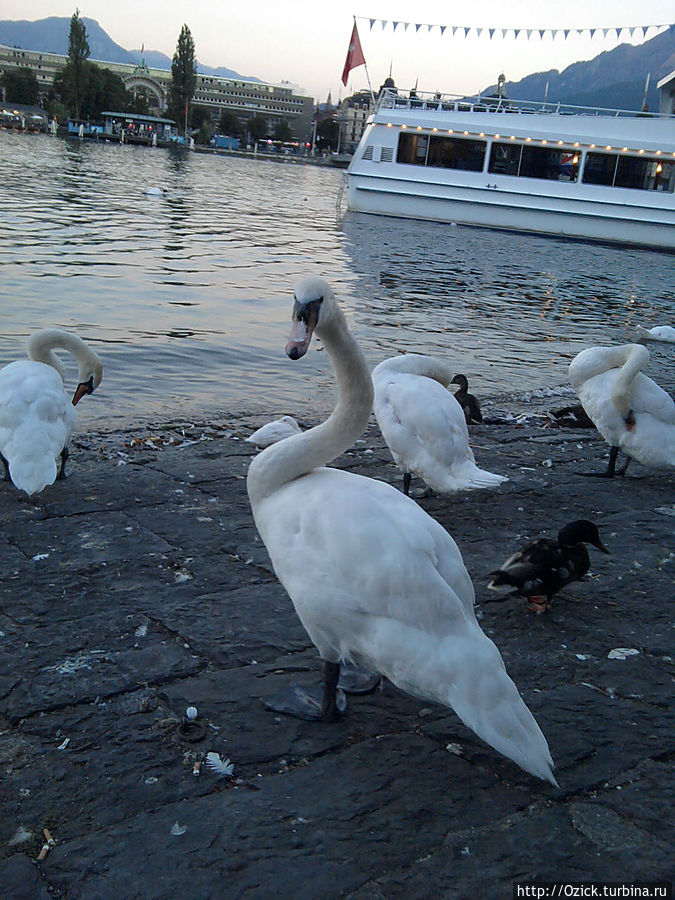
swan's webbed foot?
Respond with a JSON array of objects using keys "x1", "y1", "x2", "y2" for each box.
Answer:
[
  {"x1": 262, "y1": 661, "x2": 347, "y2": 722},
  {"x1": 580, "y1": 446, "x2": 618, "y2": 478},
  {"x1": 57, "y1": 446, "x2": 69, "y2": 480},
  {"x1": 338, "y1": 663, "x2": 381, "y2": 694}
]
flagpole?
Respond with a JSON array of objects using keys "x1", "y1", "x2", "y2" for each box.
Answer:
[{"x1": 356, "y1": 18, "x2": 376, "y2": 105}]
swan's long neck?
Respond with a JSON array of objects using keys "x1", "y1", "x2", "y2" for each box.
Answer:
[
  {"x1": 611, "y1": 344, "x2": 649, "y2": 419},
  {"x1": 27, "y1": 329, "x2": 95, "y2": 383},
  {"x1": 247, "y1": 310, "x2": 373, "y2": 505},
  {"x1": 373, "y1": 354, "x2": 454, "y2": 387}
]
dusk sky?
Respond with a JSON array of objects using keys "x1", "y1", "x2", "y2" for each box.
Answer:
[{"x1": 1, "y1": 1, "x2": 673, "y2": 101}]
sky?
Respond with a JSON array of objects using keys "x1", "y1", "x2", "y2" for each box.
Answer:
[{"x1": 1, "y1": 0, "x2": 673, "y2": 102}]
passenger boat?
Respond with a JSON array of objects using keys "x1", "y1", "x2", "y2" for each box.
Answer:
[{"x1": 346, "y1": 88, "x2": 675, "y2": 249}]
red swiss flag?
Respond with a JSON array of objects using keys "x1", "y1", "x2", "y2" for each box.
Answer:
[{"x1": 341, "y1": 23, "x2": 366, "y2": 86}]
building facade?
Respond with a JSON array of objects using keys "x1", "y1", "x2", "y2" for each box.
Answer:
[{"x1": 0, "y1": 43, "x2": 314, "y2": 139}]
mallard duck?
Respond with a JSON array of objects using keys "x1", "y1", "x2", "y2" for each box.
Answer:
[
  {"x1": 246, "y1": 277, "x2": 556, "y2": 784},
  {"x1": 487, "y1": 520, "x2": 610, "y2": 614},
  {"x1": 451, "y1": 373, "x2": 483, "y2": 424}
]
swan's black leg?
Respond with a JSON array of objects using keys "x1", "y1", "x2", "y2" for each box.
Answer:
[
  {"x1": 617, "y1": 454, "x2": 632, "y2": 476},
  {"x1": 403, "y1": 472, "x2": 411, "y2": 496},
  {"x1": 57, "y1": 446, "x2": 69, "y2": 480},
  {"x1": 321, "y1": 660, "x2": 341, "y2": 721},
  {"x1": 581, "y1": 445, "x2": 618, "y2": 478},
  {"x1": 1, "y1": 453, "x2": 10, "y2": 482}
]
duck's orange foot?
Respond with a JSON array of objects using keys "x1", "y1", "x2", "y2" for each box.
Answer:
[{"x1": 525, "y1": 596, "x2": 550, "y2": 615}]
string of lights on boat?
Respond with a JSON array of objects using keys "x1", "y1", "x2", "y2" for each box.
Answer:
[{"x1": 382, "y1": 123, "x2": 674, "y2": 161}]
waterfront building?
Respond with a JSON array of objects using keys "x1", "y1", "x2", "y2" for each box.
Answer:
[{"x1": 0, "y1": 43, "x2": 314, "y2": 139}]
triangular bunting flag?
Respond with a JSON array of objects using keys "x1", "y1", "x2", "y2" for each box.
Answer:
[
  {"x1": 464, "y1": 27, "x2": 471, "y2": 37},
  {"x1": 369, "y1": 19, "x2": 375, "y2": 30},
  {"x1": 602, "y1": 28, "x2": 610, "y2": 38},
  {"x1": 476, "y1": 28, "x2": 483, "y2": 37},
  {"x1": 392, "y1": 21, "x2": 399, "y2": 31},
  {"x1": 539, "y1": 29, "x2": 546, "y2": 39},
  {"x1": 381, "y1": 20, "x2": 388, "y2": 30},
  {"x1": 514, "y1": 29, "x2": 520, "y2": 38},
  {"x1": 642, "y1": 26, "x2": 648, "y2": 37},
  {"x1": 502, "y1": 29, "x2": 508, "y2": 38},
  {"x1": 440, "y1": 25, "x2": 446, "y2": 35},
  {"x1": 526, "y1": 29, "x2": 533, "y2": 38},
  {"x1": 589, "y1": 28, "x2": 596, "y2": 37},
  {"x1": 564, "y1": 29, "x2": 570, "y2": 39},
  {"x1": 489, "y1": 28, "x2": 495, "y2": 39},
  {"x1": 415, "y1": 23, "x2": 422, "y2": 32}
]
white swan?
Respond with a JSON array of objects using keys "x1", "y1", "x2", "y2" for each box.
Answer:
[
  {"x1": 569, "y1": 342, "x2": 675, "y2": 477},
  {"x1": 635, "y1": 324, "x2": 675, "y2": 345},
  {"x1": 0, "y1": 329, "x2": 103, "y2": 495},
  {"x1": 245, "y1": 415, "x2": 302, "y2": 448},
  {"x1": 247, "y1": 277, "x2": 556, "y2": 784},
  {"x1": 372, "y1": 354, "x2": 507, "y2": 495}
]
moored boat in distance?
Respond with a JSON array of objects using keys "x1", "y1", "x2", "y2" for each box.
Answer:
[{"x1": 346, "y1": 89, "x2": 675, "y2": 249}]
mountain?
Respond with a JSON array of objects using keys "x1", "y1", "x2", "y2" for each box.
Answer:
[
  {"x1": 482, "y1": 26, "x2": 675, "y2": 111},
  {"x1": 0, "y1": 16, "x2": 261, "y2": 81}
]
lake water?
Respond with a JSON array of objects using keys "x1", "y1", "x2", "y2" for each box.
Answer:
[{"x1": 1, "y1": 131, "x2": 673, "y2": 429}]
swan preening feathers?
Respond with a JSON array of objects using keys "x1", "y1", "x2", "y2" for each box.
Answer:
[
  {"x1": 372, "y1": 355, "x2": 507, "y2": 495},
  {"x1": 0, "y1": 329, "x2": 103, "y2": 496},
  {"x1": 247, "y1": 277, "x2": 556, "y2": 784},
  {"x1": 569, "y1": 343, "x2": 675, "y2": 477}
]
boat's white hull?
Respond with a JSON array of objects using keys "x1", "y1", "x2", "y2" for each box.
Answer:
[
  {"x1": 346, "y1": 99, "x2": 675, "y2": 250},
  {"x1": 347, "y1": 175, "x2": 674, "y2": 248}
]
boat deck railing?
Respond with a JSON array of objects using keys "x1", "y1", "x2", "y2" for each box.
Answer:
[{"x1": 376, "y1": 88, "x2": 672, "y2": 119}]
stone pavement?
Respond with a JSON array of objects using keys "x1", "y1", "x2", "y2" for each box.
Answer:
[{"x1": 0, "y1": 410, "x2": 673, "y2": 899}]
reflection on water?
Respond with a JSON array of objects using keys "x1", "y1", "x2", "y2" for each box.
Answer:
[{"x1": 1, "y1": 131, "x2": 673, "y2": 427}]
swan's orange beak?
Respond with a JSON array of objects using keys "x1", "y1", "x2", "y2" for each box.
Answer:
[
  {"x1": 286, "y1": 300, "x2": 319, "y2": 360},
  {"x1": 72, "y1": 377, "x2": 94, "y2": 405}
]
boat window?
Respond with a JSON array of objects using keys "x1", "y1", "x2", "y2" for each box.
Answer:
[
  {"x1": 519, "y1": 145, "x2": 579, "y2": 182},
  {"x1": 582, "y1": 152, "x2": 618, "y2": 186},
  {"x1": 397, "y1": 133, "x2": 486, "y2": 170},
  {"x1": 397, "y1": 133, "x2": 429, "y2": 165},
  {"x1": 427, "y1": 136, "x2": 486, "y2": 171},
  {"x1": 614, "y1": 156, "x2": 674, "y2": 192},
  {"x1": 488, "y1": 142, "x2": 522, "y2": 175}
]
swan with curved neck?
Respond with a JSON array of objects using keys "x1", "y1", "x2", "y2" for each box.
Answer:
[
  {"x1": 0, "y1": 329, "x2": 103, "y2": 495},
  {"x1": 569, "y1": 343, "x2": 674, "y2": 477},
  {"x1": 247, "y1": 277, "x2": 556, "y2": 784},
  {"x1": 372, "y1": 355, "x2": 505, "y2": 495}
]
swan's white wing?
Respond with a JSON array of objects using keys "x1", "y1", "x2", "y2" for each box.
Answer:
[
  {"x1": 0, "y1": 361, "x2": 76, "y2": 495},
  {"x1": 631, "y1": 373, "x2": 675, "y2": 423},
  {"x1": 254, "y1": 467, "x2": 554, "y2": 784},
  {"x1": 374, "y1": 373, "x2": 506, "y2": 491}
]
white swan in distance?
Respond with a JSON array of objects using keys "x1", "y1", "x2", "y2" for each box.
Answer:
[
  {"x1": 372, "y1": 354, "x2": 507, "y2": 495},
  {"x1": 0, "y1": 329, "x2": 103, "y2": 495},
  {"x1": 569, "y1": 343, "x2": 675, "y2": 477},
  {"x1": 247, "y1": 276, "x2": 556, "y2": 784},
  {"x1": 246, "y1": 415, "x2": 302, "y2": 448},
  {"x1": 635, "y1": 324, "x2": 675, "y2": 345}
]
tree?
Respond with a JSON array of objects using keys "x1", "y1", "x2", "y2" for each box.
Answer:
[
  {"x1": 168, "y1": 24, "x2": 196, "y2": 139},
  {"x1": 2, "y1": 67, "x2": 39, "y2": 105},
  {"x1": 273, "y1": 120, "x2": 292, "y2": 142},
  {"x1": 218, "y1": 109, "x2": 241, "y2": 137},
  {"x1": 67, "y1": 9, "x2": 90, "y2": 118},
  {"x1": 189, "y1": 105, "x2": 213, "y2": 144},
  {"x1": 316, "y1": 117, "x2": 339, "y2": 151},
  {"x1": 247, "y1": 114, "x2": 267, "y2": 143}
]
